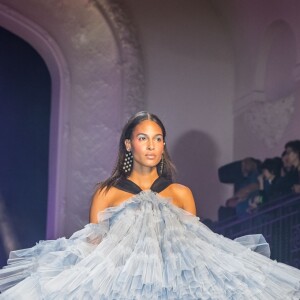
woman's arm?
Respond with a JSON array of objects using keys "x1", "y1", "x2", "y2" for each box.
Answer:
[{"x1": 182, "y1": 187, "x2": 197, "y2": 215}]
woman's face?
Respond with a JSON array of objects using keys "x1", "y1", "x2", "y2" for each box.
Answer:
[
  {"x1": 282, "y1": 153, "x2": 291, "y2": 169},
  {"x1": 125, "y1": 120, "x2": 164, "y2": 170},
  {"x1": 286, "y1": 147, "x2": 300, "y2": 167}
]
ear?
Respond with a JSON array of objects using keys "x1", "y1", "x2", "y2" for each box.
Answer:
[{"x1": 124, "y1": 139, "x2": 131, "y2": 151}]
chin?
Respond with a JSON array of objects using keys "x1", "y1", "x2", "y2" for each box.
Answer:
[
  {"x1": 147, "y1": 163, "x2": 159, "y2": 168},
  {"x1": 144, "y1": 161, "x2": 159, "y2": 168}
]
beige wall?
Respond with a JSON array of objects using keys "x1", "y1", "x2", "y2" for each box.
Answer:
[
  {"x1": 125, "y1": 0, "x2": 235, "y2": 220},
  {"x1": 216, "y1": 0, "x2": 300, "y2": 161}
]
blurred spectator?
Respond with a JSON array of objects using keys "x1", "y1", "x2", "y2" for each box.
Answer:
[
  {"x1": 281, "y1": 150, "x2": 292, "y2": 177},
  {"x1": 285, "y1": 140, "x2": 300, "y2": 193},
  {"x1": 259, "y1": 157, "x2": 283, "y2": 201},
  {"x1": 217, "y1": 140, "x2": 300, "y2": 222},
  {"x1": 248, "y1": 157, "x2": 292, "y2": 212},
  {"x1": 218, "y1": 157, "x2": 260, "y2": 220}
]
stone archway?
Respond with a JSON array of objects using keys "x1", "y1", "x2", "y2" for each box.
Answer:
[
  {"x1": 0, "y1": 1, "x2": 144, "y2": 237},
  {"x1": 0, "y1": 3, "x2": 71, "y2": 239}
]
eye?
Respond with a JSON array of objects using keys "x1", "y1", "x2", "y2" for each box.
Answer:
[
  {"x1": 137, "y1": 135, "x2": 147, "y2": 141},
  {"x1": 155, "y1": 136, "x2": 163, "y2": 142}
]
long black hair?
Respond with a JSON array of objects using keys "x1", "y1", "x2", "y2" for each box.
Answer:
[{"x1": 98, "y1": 111, "x2": 176, "y2": 191}]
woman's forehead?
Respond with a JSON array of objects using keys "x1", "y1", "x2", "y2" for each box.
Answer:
[{"x1": 133, "y1": 120, "x2": 163, "y2": 134}]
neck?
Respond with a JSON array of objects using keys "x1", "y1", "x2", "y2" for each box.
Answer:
[{"x1": 128, "y1": 168, "x2": 159, "y2": 189}]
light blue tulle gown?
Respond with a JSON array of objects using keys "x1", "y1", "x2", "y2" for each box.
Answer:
[{"x1": 0, "y1": 177, "x2": 299, "y2": 299}]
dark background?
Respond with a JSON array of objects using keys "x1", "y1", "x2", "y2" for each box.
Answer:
[{"x1": 0, "y1": 26, "x2": 51, "y2": 267}]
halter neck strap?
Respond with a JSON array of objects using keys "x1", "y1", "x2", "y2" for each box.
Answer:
[{"x1": 114, "y1": 176, "x2": 172, "y2": 194}]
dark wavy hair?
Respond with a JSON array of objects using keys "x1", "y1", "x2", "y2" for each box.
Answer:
[
  {"x1": 285, "y1": 140, "x2": 300, "y2": 159},
  {"x1": 98, "y1": 111, "x2": 176, "y2": 192},
  {"x1": 261, "y1": 157, "x2": 282, "y2": 178}
]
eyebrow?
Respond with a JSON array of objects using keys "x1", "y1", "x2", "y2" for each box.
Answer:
[{"x1": 135, "y1": 133, "x2": 163, "y2": 137}]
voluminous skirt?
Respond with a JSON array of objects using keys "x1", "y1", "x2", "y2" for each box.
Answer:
[{"x1": 0, "y1": 191, "x2": 299, "y2": 299}]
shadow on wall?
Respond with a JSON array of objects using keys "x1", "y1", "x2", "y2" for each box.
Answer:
[{"x1": 171, "y1": 130, "x2": 220, "y2": 219}]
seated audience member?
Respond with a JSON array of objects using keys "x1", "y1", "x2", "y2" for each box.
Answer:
[
  {"x1": 218, "y1": 157, "x2": 260, "y2": 220},
  {"x1": 281, "y1": 150, "x2": 292, "y2": 177},
  {"x1": 248, "y1": 157, "x2": 292, "y2": 212},
  {"x1": 218, "y1": 160, "x2": 243, "y2": 193},
  {"x1": 285, "y1": 140, "x2": 300, "y2": 193}
]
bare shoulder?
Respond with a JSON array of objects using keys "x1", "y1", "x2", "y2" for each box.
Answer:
[
  {"x1": 167, "y1": 183, "x2": 196, "y2": 215},
  {"x1": 168, "y1": 183, "x2": 193, "y2": 196},
  {"x1": 89, "y1": 186, "x2": 130, "y2": 223},
  {"x1": 92, "y1": 185, "x2": 113, "y2": 205}
]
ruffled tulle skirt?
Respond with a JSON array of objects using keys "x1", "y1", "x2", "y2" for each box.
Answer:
[{"x1": 0, "y1": 191, "x2": 299, "y2": 299}]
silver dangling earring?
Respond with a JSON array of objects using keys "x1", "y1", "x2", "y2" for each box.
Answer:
[
  {"x1": 123, "y1": 150, "x2": 133, "y2": 173},
  {"x1": 160, "y1": 154, "x2": 164, "y2": 175}
]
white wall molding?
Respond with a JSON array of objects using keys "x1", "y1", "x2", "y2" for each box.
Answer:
[{"x1": 234, "y1": 90, "x2": 266, "y2": 115}]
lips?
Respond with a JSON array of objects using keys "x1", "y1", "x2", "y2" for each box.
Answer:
[{"x1": 145, "y1": 154, "x2": 156, "y2": 159}]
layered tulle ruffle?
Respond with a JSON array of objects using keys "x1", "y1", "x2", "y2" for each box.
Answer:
[{"x1": 0, "y1": 191, "x2": 299, "y2": 299}]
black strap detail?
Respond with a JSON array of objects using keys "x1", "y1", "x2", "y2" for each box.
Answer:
[
  {"x1": 151, "y1": 177, "x2": 173, "y2": 193},
  {"x1": 114, "y1": 177, "x2": 172, "y2": 194},
  {"x1": 114, "y1": 179, "x2": 142, "y2": 194}
]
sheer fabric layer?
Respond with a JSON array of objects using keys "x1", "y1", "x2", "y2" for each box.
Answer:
[{"x1": 0, "y1": 191, "x2": 299, "y2": 299}]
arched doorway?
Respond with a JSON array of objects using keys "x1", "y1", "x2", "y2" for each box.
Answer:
[
  {"x1": 0, "y1": 1, "x2": 143, "y2": 241},
  {"x1": 0, "y1": 26, "x2": 51, "y2": 267}
]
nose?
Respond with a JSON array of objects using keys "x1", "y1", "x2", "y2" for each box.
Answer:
[{"x1": 147, "y1": 140, "x2": 155, "y2": 150}]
